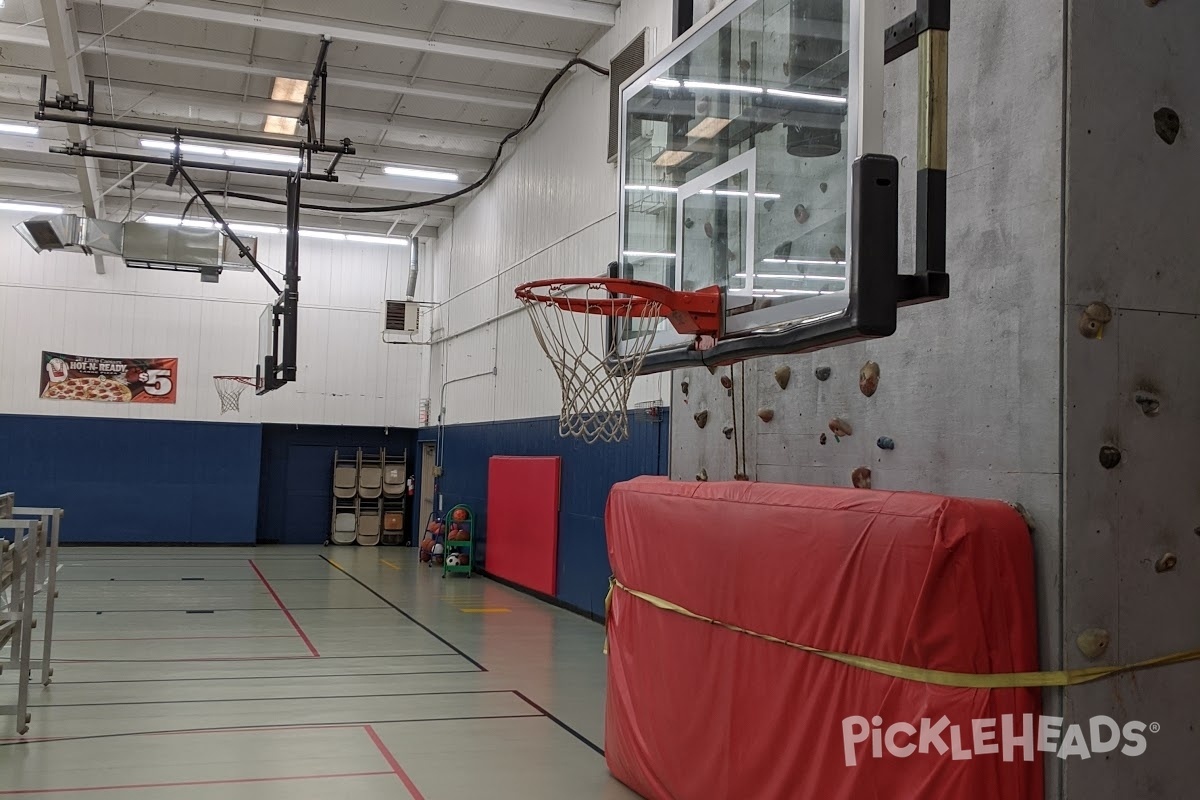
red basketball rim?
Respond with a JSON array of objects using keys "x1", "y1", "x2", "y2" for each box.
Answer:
[{"x1": 514, "y1": 277, "x2": 722, "y2": 336}]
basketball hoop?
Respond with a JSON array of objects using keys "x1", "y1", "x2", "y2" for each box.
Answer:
[
  {"x1": 213, "y1": 376, "x2": 257, "y2": 414},
  {"x1": 515, "y1": 277, "x2": 720, "y2": 443}
]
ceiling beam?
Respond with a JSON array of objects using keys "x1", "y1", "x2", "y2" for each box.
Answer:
[
  {"x1": 38, "y1": 0, "x2": 107, "y2": 273},
  {"x1": 89, "y1": 36, "x2": 541, "y2": 112},
  {"x1": 83, "y1": 0, "x2": 576, "y2": 70},
  {"x1": 446, "y1": 0, "x2": 616, "y2": 27}
]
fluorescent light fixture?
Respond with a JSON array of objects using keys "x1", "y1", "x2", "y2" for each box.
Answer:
[
  {"x1": 383, "y1": 166, "x2": 459, "y2": 182},
  {"x1": 651, "y1": 77, "x2": 681, "y2": 88},
  {"x1": 765, "y1": 88, "x2": 848, "y2": 105},
  {"x1": 686, "y1": 117, "x2": 732, "y2": 139},
  {"x1": 653, "y1": 150, "x2": 691, "y2": 168},
  {"x1": 0, "y1": 200, "x2": 64, "y2": 213},
  {"x1": 299, "y1": 230, "x2": 346, "y2": 241},
  {"x1": 762, "y1": 258, "x2": 841, "y2": 265},
  {"x1": 757, "y1": 192, "x2": 782, "y2": 200},
  {"x1": 623, "y1": 251, "x2": 677, "y2": 259},
  {"x1": 270, "y1": 77, "x2": 309, "y2": 104},
  {"x1": 347, "y1": 234, "x2": 408, "y2": 246},
  {"x1": 751, "y1": 289, "x2": 821, "y2": 297},
  {"x1": 0, "y1": 122, "x2": 39, "y2": 136},
  {"x1": 229, "y1": 223, "x2": 283, "y2": 236},
  {"x1": 226, "y1": 149, "x2": 302, "y2": 164},
  {"x1": 737, "y1": 273, "x2": 846, "y2": 281},
  {"x1": 684, "y1": 81, "x2": 763, "y2": 94},
  {"x1": 263, "y1": 115, "x2": 298, "y2": 136},
  {"x1": 140, "y1": 139, "x2": 225, "y2": 157},
  {"x1": 623, "y1": 185, "x2": 679, "y2": 193}
]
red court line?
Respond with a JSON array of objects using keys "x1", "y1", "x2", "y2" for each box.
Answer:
[
  {"x1": 0, "y1": 771, "x2": 393, "y2": 795},
  {"x1": 53, "y1": 656, "x2": 318, "y2": 663},
  {"x1": 365, "y1": 725, "x2": 427, "y2": 800},
  {"x1": 248, "y1": 559, "x2": 320, "y2": 657},
  {"x1": 57, "y1": 637, "x2": 296, "y2": 643}
]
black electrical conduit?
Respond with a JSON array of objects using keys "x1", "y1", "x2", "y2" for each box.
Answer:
[{"x1": 180, "y1": 58, "x2": 611, "y2": 221}]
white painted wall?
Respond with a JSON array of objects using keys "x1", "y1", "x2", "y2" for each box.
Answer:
[
  {"x1": 0, "y1": 210, "x2": 429, "y2": 426},
  {"x1": 427, "y1": 0, "x2": 673, "y2": 426}
]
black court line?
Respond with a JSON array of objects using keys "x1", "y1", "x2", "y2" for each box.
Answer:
[
  {"x1": 47, "y1": 653, "x2": 462, "y2": 663},
  {"x1": 512, "y1": 690, "x2": 605, "y2": 756},
  {"x1": 58, "y1": 578, "x2": 351, "y2": 583},
  {"x1": 320, "y1": 554, "x2": 487, "y2": 672},
  {"x1": 56, "y1": 606, "x2": 389, "y2": 614},
  {"x1": 0, "y1": 714, "x2": 543, "y2": 748},
  {"x1": 51, "y1": 670, "x2": 479, "y2": 686},
  {"x1": 185, "y1": 610, "x2": 215, "y2": 614},
  {"x1": 30, "y1": 688, "x2": 519, "y2": 709}
]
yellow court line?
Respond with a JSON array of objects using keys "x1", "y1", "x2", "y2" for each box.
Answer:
[
  {"x1": 380, "y1": 559, "x2": 401, "y2": 570},
  {"x1": 327, "y1": 559, "x2": 344, "y2": 570}
]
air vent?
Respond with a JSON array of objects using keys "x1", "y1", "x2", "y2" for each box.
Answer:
[
  {"x1": 384, "y1": 300, "x2": 419, "y2": 334},
  {"x1": 608, "y1": 29, "x2": 647, "y2": 162}
]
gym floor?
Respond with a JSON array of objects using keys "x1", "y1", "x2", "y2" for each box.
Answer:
[{"x1": 1, "y1": 547, "x2": 635, "y2": 799}]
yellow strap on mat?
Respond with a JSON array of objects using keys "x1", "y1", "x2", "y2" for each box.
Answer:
[{"x1": 604, "y1": 578, "x2": 1200, "y2": 689}]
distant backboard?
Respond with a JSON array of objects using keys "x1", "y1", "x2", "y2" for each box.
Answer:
[
  {"x1": 256, "y1": 292, "x2": 296, "y2": 395},
  {"x1": 616, "y1": 0, "x2": 908, "y2": 372}
]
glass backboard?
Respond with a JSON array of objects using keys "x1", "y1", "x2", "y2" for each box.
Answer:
[
  {"x1": 256, "y1": 299, "x2": 279, "y2": 394},
  {"x1": 617, "y1": 0, "x2": 891, "y2": 370}
]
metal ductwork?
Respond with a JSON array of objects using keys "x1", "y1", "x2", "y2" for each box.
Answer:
[
  {"x1": 14, "y1": 215, "x2": 257, "y2": 283},
  {"x1": 406, "y1": 236, "x2": 420, "y2": 299}
]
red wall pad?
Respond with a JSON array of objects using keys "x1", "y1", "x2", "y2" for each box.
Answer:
[
  {"x1": 486, "y1": 456, "x2": 561, "y2": 596},
  {"x1": 605, "y1": 478, "x2": 1041, "y2": 800}
]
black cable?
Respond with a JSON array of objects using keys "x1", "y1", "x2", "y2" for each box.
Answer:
[{"x1": 181, "y1": 57, "x2": 610, "y2": 221}]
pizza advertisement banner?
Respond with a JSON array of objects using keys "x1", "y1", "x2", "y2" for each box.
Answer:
[{"x1": 40, "y1": 352, "x2": 179, "y2": 404}]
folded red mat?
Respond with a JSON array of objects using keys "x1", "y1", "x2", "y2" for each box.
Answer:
[{"x1": 605, "y1": 477, "x2": 1042, "y2": 800}]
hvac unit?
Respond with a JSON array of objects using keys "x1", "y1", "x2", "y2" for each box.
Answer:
[{"x1": 383, "y1": 300, "x2": 420, "y2": 334}]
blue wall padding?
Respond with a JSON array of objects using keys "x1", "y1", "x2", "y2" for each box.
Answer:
[
  {"x1": 0, "y1": 414, "x2": 262, "y2": 544},
  {"x1": 419, "y1": 412, "x2": 670, "y2": 618}
]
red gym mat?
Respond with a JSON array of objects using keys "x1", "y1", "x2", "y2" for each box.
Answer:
[
  {"x1": 604, "y1": 477, "x2": 1042, "y2": 800},
  {"x1": 485, "y1": 456, "x2": 561, "y2": 596}
]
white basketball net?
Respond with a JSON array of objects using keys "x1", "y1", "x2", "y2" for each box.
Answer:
[
  {"x1": 213, "y1": 376, "x2": 256, "y2": 414},
  {"x1": 519, "y1": 283, "x2": 662, "y2": 444}
]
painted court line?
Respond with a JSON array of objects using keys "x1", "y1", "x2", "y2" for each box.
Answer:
[
  {"x1": 365, "y1": 725, "x2": 427, "y2": 800},
  {"x1": 380, "y1": 559, "x2": 401, "y2": 570},
  {"x1": 57, "y1": 635, "x2": 298, "y2": 643},
  {"x1": 248, "y1": 559, "x2": 321, "y2": 657},
  {"x1": 459, "y1": 608, "x2": 511, "y2": 614},
  {"x1": 0, "y1": 771, "x2": 394, "y2": 795}
]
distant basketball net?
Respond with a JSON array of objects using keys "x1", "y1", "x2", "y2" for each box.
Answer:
[
  {"x1": 213, "y1": 376, "x2": 257, "y2": 414},
  {"x1": 515, "y1": 277, "x2": 721, "y2": 444}
]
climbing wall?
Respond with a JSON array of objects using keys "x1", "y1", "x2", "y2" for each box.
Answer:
[
  {"x1": 670, "y1": 1, "x2": 1198, "y2": 797},
  {"x1": 1060, "y1": 1, "x2": 1199, "y2": 797},
  {"x1": 671, "y1": 0, "x2": 1067, "y2": 793}
]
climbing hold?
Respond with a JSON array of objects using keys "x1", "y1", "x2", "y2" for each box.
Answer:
[
  {"x1": 876, "y1": 436, "x2": 895, "y2": 450},
  {"x1": 680, "y1": 379, "x2": 690, "y2": 397},
  {"x1": 694, "y1": 410, "x2": 709, "y2": 429},
  {"x1": 757, "y1": 408, "x2": 775, "y2": 423},
  {"x1": 763, "y1": 198, "x2": 776, "y2": 212},
  {"x1": 696, "y1": 468, "x2": 708, "y2": 482},
  {"x1": 815, "y1": 366, "x2": 832, "y2": 381},
  {"x1": 1155, "y1": 553, "x2": 1178, "y2": 573},
  {"x1": 1154, "y1": 107, "x2": 1180, "y2": 145},
  {"x1": 1098, "y1": 444, "x2": 1121, "y2": 469},
  {"x1": 704, "y1": 220, "x2": 714, "y2": 239},
  {"x1": 684, "y1": 217, "x2": 695, "y2": 229},
  {"x1": 737, "y1": 58, "x2": 751, "y2": 75},
  {"x1": 697, "y1": 97, "x2": 710, "y2": 116},
  {"x1": 851, "y1": 467, "x2": 872, "y2": 489},
  {"x1": 723, "y1": 425, "x2": 734, "y2": 440},
  {"x1": 1078, "y1": 302, "x2": 1113, "y2": 339},
  {"x1": 1076, "y1": 628, "x2": 1110, "y2": 660},
  {"x1": 734, "y1": 473, "x2": 750, "y2": 481},
  {"x1": 1133, "y1": 389, "x2": 1161, "y2": 417},
  {"x1": 859, "y1": 361, "x2": 881, "y2": 397},
  {"x1": 720, "y1": 375, "x2": 733, "y2": 390},
  {"x1": 819, "y1": 182, "x2": 828, "y2": 193},
  {"x1": 773, "y1": 366, "x2": 791, "y2": 390},
  {"x1": 794, "y1": 203, "x2": 810, "y2": 224},
  {"x1": 829, "y1": 418, "x2": 853, "y2": 438},
  {"x1": 830, "y1": 245, "x2": 845, "y2": 262}
]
